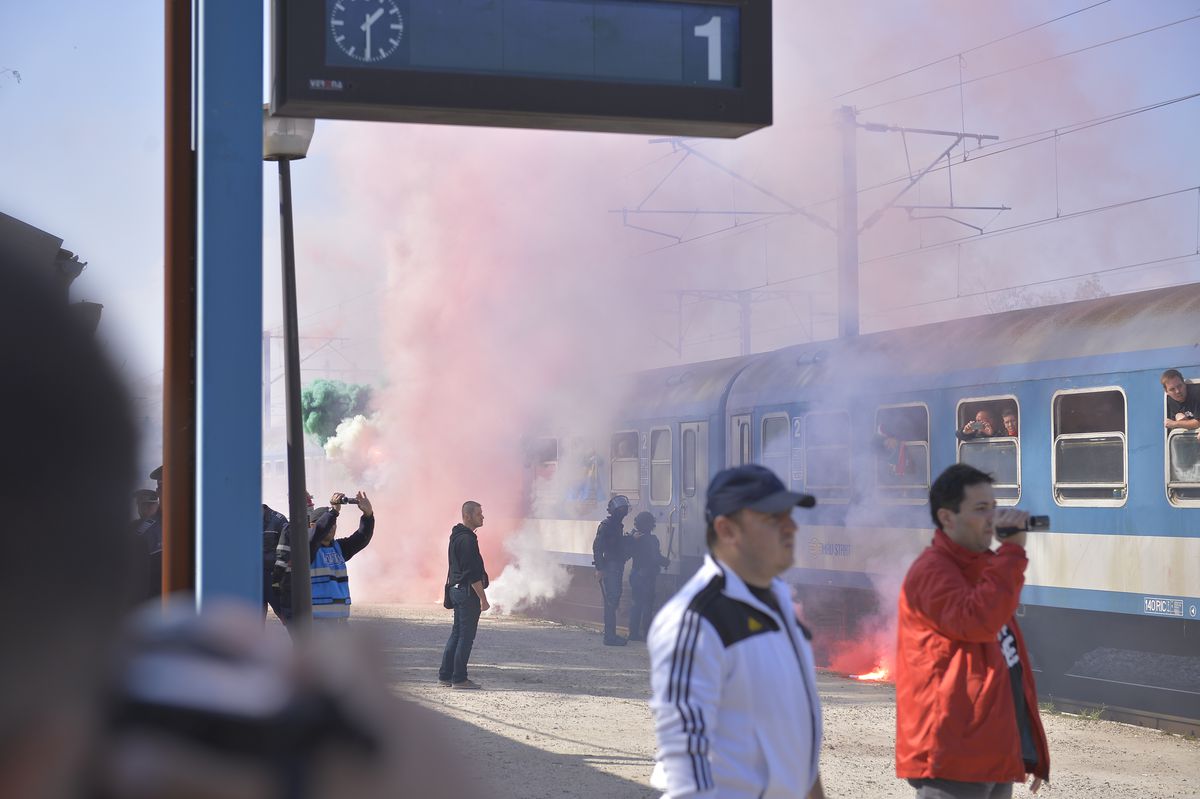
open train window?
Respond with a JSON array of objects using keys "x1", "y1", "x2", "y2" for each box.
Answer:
[
  {"x1": 563, "y1": 436, "x2": 601, "y2": 503},
  {"x1": 875, "y1": 404, "x2": 930, "y2": 502},
  {"x1": 528, "y1": 437, "x2": 559, "y2": 501},
  {"x1": 804, "y1": 411, "x2": 850, "y2": 502},
  {"x1": 1165, "y1": 378, "x2": 1200, "y2": 505},
  {"x1": 682, "y1": 427, "x2": 697, "y2": 498},
  {"x1": 650, "y1": 428, "x2": 672, "y2": 505},
  {"x1": 957, "y1": 396, "x2": 1020, "y2": 504},
  {"x1": 761, "y1": 414, "x2": 790, "y2": 484},
  {"x1": 1052, "y1": 388, "x2": 1126, "y2": 506},
  {"x1": 610, "y1": 431, "x2": 640, "y2": 502}
]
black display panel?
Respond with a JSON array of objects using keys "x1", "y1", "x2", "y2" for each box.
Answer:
[{"x1": 273, "y1": 0, "x2": 771, "y2": 137}]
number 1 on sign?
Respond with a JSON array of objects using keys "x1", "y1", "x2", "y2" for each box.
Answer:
[{"x1": 693, "y1": 16, "x2": 722, "y2": 82}]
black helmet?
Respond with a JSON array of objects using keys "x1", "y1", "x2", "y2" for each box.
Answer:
[
  {"x1": 633, "y1": 511, "x2": 656, "y2": 531},
  {"x1": 607, "y1": 495, "x2": 631, "y2": 514}
]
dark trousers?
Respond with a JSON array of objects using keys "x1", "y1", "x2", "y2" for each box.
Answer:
[
  {"x1": 263, "y1": 568, "x2": 284, "y2": 621},
  {"x1": 598, "y1": 566, "x2": 624, "y2": 640},
  {"x1": 439, "y1": 585, "x2": 482, "y2": 684},
  {"x1": 908, "y1": 779, "x2": 1014, "y2": 799},
  {"x1": 627, "y1": 573, "x2": 657, "y2": 639}
]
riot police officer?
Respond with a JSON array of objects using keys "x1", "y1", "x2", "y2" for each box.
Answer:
[
  {"x1": 593, "y1": 494, "x2": 632, "y2": 646},
  {"x1": 627, "y1": 511, "x2": 670, "y2": 642}
]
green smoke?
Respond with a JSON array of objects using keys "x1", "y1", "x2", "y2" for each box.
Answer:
[{"x1": 301, "y1": 379, "x2": 373, "y2": 445}]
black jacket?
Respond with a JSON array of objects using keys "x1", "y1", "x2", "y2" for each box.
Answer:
[
  {"x1": 629, "y1": 532, "x2": 669, "y2": 577},
  {"x1": 592, "y1": 515, "x2": 629, "y2": 570},
  {"x1": 447, "y1": 524, "x2": 488, "y2": 588},
  {"x1": 262, "y1": 505, "x2": 288, "y2": 570},
  {"x1": 309, "y1": 508, "x2": 375, "y2": 563}
]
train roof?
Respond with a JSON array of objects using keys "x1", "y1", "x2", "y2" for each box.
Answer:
[
  {"x1": 624, "y1": 353, "x2": 756, "y2": 421},
  {"x1": 727, "y1": 282, "x2": 1200, "y2": 409}
]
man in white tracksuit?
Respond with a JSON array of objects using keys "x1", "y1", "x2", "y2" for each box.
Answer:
[{"x1": 648, "y1": 464, "x2": 826, "y2": 799}]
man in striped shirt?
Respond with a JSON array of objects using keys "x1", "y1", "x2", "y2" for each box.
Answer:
[{"x1": 647, "y1": 464, "x2": 825, "y2": 798}]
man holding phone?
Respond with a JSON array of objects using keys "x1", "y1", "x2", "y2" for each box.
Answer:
[{"x1": 895, "y1": 464, "x2": 1050, "y2": 798}]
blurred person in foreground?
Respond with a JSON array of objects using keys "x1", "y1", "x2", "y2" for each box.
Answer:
[
  {"x1": 439, "y1": 501, "x2": 489, "y2": 689},
  {"x1": 626, "y1": 511, "x2": 669, "y2": 642},
  {"x1": 896, "y1": 464, "x2": 1050, "y2": 798},
  {"x1": 0, "y1": 257, "x2": 138, "y2": 798},
  {"x1": 648, "y1": 465, "x2": 824, "y2": 799}
]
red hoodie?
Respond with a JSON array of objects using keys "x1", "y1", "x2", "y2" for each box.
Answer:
[{"x1": 895, "y1": 529, "x2": 1050, "y2": 784}]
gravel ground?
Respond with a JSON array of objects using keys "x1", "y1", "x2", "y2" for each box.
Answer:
[{"x1": 352, "y1": 604, "x2": 1200, "y2": 799}]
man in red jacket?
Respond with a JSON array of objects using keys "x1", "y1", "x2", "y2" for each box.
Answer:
[{"x1": 896, "y1": 464, "x2": 1050, "y2": 798}]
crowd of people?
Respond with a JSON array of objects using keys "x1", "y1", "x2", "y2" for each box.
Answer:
[{"x1": 6, "y1": 249, "x2": 1058, "y2": 798}]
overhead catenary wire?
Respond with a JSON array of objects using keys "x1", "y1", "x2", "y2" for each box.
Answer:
[
  {"x1": 859, "y1": 13, "x2": 1200, "y2": 112},
  {"x1": 833, "y1": 0, "x2": 1114, "y2": 99}
]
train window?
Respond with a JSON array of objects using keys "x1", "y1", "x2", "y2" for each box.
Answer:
[
  {"x1": 731, "y1": 415, "x2": 751, "y2": 466},
  {"x1": 682, "y1": 428, "x2": 697, "y2": 498},
  {"x1": 650, "y1": 428, "x2": 672, "y2": 505},
  {"x1": 761, "y1": 414, "x2": 790, "y2": 482},
  {"x1": 528, "y1": 437, "x2": 559, "y2": 501},
  {"x1": 610, "y1": 431, "x2": 640, "y2": 501},
  {"x1": 804, "y1": 411, "x2": 850, "y2": 501},
  {"x1": 563, "y1": 436, "x2": 601, "y2": 503},
  {"x1": 875, "y1": 404, "x2": 931, "y2": 502},
  {"x1": 1052, "y1": 389, "x2": 1127, "y2": 505},
  {"x1": 1166, "y1": 378, "x2": 1200, "y2": 505},
  {"x1": 957, "y1": 397, "x2": 1020, "y2": 503}
]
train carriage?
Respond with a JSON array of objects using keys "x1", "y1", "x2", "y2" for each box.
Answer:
[{"x1": 524, "y1": 283, "x2": 1200, "y2": 731}]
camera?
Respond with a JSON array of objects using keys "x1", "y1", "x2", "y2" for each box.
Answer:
[
  {"x1": 339, "y1": 495, "x2": 359, "y2": 505},
  {"x1": 996, "y1": 515, "x2": 1049, "y2": 538},
  {"x1": 968, "y1": 421, "x2": 984, "y2": 432}
]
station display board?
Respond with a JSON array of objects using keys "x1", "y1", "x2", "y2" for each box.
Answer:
[{"x1": 272, "y1": 0, "x2": 771, "y2": 137}]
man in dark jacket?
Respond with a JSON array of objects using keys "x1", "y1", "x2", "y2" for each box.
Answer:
[
  {"x1": 439, "y1": 501, "x2": 489, "y2": 689},
  {"x1": 261, "y1": 504, "x2": 288, "y2": 621},
  {"x1": 896, "y1": 464, "x2": 1049, "y2": 797},
  {"x1": 627, "y1": 511, "x2": 670, "y2": 642},
  {"x1": 593, "y1": 494, "x2": 631, "y2": 646}
]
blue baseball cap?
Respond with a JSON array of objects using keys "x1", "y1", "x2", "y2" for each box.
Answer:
[{"x1": 705, "y1": 464, "x2": 815, "y2": 521}]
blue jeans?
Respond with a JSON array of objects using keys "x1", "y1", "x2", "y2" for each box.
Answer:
[{"x1": 439, "y1": 585, "x2": 481, "y2": 683}]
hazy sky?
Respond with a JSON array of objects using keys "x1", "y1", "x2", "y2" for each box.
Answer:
[{"x1": 2, "y1": 0, "x2": 1198, "y2": 397}]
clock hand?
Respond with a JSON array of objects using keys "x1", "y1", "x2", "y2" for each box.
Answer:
[{"x1": 361, "y1": 7, "x2": 385, "y2": 30}]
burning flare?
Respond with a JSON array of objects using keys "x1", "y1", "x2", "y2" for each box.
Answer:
[{"x1": 850, "y1": 663, "x2": 891, "y2": 682}]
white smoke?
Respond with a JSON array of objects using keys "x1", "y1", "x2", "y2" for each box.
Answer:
[
  {"x1": 486, "y1": 523, "x2": 572, "y2": 616},
  {"x1": 324, "y1": 413, "x2": 386, "y2": 484}
]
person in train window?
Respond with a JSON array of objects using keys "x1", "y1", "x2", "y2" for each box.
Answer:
[
  {"x1": 1161, "y1": 369, "x2": 1200, "y2": 431},
  {"x1": 959, "y1": 409, "x2": 996, "y2": 440},
  {"x1": 896, "y1": 464, "x2": 1050, "y2": 798},
  {"x1": 1000, "y1": 408, "x2": 1018, "y2": 438},
  {"x1": 627, "y1": 511, "x2": 670, "y2": 642},
  {"x1": 593, "y1": 494, "x2": 632, "y2": 646}
]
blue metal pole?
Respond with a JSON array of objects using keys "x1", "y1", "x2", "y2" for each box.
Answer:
[{"x1": 194, "y1": 0, "x2": 263, "y2": 607}]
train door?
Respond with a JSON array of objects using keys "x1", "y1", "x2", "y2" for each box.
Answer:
[
  {"x1": 677, "y1": 421, "x2": 709, "y2": 567},
  {"x1": 729, "y1": 414, "x2": 751, "y2": 467}
]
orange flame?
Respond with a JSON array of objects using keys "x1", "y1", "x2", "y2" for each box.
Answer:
[{"x1": 850, "y1": 663, "x2": 891, "y2": 682}]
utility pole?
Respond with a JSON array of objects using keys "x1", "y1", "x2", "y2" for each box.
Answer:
[{"x1": 836, "y1": 106, "x2": 860, "y2": 338}]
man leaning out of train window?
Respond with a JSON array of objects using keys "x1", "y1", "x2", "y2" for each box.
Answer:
[{"x1": 1161, "y1": 369, "x2": 1200, "y2": 432}]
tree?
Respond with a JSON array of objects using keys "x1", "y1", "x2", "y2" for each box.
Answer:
[{"x1": 300, "y1": 379, "x2": 373, "y2": 445}]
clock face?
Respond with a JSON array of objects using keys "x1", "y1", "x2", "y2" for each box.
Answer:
[{"x1": 330, "y1": 0, "x2": 404, "y2": 64}]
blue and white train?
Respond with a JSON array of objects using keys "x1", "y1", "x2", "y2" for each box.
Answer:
[{"x1": 521, "y1": 283, "x2": 1200, "y2": 730}]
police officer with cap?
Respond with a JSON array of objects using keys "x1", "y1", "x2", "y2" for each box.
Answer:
[
  {"x1": 132, "y1": 466, "x2": 164, "y2": 600},
  {"x1": 593, "y1": 494, "x2": 632, "y2": 646},
  {"x1": 647, "y1": 464, "x2": 825, "y2": 798}
]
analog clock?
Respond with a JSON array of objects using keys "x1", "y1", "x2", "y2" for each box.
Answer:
[{"x1": 330, "y1": 0, "x2": 404, "y2": 64}]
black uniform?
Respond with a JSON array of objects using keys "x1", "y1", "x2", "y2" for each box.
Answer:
[
  {"x1": 262, "y1": 504, "x2": 288, "y2": 620},
  {"x1": 132, "y1": 513, "x2": 162, "y2": 602},
  {"x1": 593, "y1": 515, "x2": 630, "y2": 643},
  {"x1": 627, "y1": 532, "x2": 669, "y2": 641}
]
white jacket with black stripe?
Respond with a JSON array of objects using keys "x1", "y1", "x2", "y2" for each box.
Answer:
[{"x1": 647, "y1": 554, "x2": 823, "y2": 798}]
